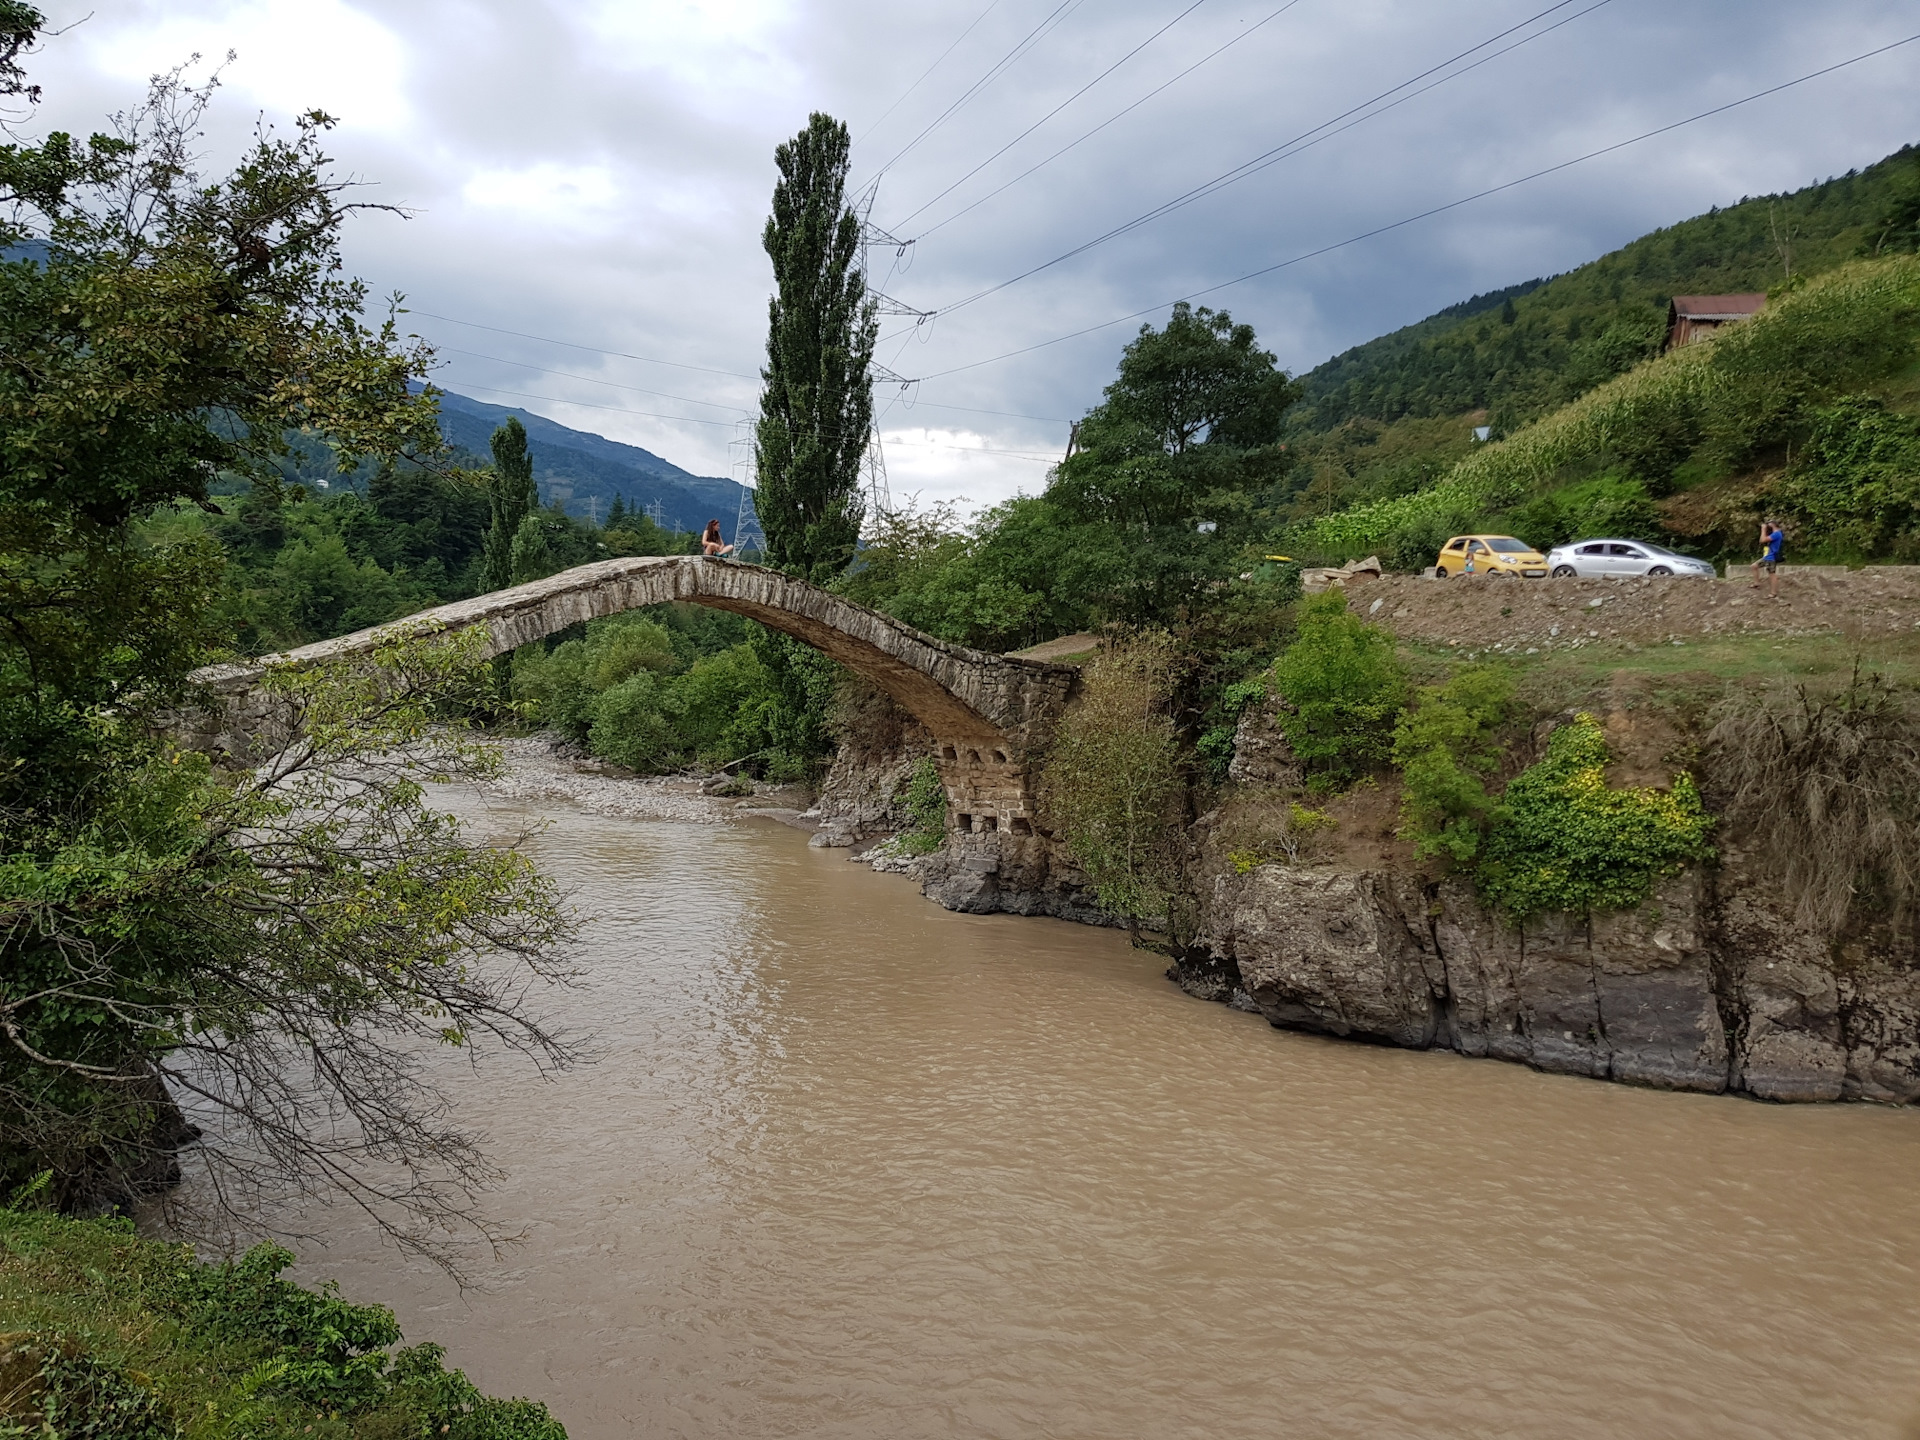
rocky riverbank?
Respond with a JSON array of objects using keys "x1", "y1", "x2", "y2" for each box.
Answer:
[{"x1": 1174, "y1": 862, "x2": 1920, "y2": 1105}]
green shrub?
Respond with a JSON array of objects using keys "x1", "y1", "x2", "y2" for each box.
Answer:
[
  {"x1": 1476, "y1": 715, "x2": 1714, "y2": 918},
  {"x1": 1038, "y1": 639, "x2": 1187, "y2": 940},
  {"x1": 383, "y1": 1342, "x2": 567, "y2": 1440},
  {"x1": 585, "y1": 615, "x2": 677, "y2": 690},
  {"x1": 5, "y1": 1340, "x2": 175, "y2": 1440},
  {"x1": 1507, "y1": 472, "x2": 1661, "y2": 551},
  {"x1": 0, "y1": 1212, "x2": 569, "y2": 1440},
  {"x1": 1778, "y1": 395, "x2": 1920, "y2": 555},
  {"x1": 667, "y1": 643, "x2": 773, "y2": 764},
  {"x1": 162, "y1": 1241, "x2": 400, "y2": 1411},
  {"x1": 895, "y1": 758, "x2": 947, "y2": 856},
  {"x1": 1267, "y1": 594, "x2": 1407, "y2": 782},
  {"x1": 588, "y1": 672, "x2": 675, "y2": 771},
  {"x1": 1392, "y1": 666, "x2": 1514, "y2": 864}
]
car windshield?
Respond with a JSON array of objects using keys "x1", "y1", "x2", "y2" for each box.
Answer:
[{"x1": 1486, "y1": 538, "x2": 1533, "y2": 553}]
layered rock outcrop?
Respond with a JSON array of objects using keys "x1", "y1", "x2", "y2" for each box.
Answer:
[{"x1": 1179, "y1": 860, "x2": 1920, "y2": 1104}]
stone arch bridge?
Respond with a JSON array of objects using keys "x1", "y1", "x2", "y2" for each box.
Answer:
[{"x1": 186, "y1": 556, "x2": 1079, "y2": 842}]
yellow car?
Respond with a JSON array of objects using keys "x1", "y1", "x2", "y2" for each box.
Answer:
[{"x1": 1433, "y1": 534, "x2": 1548, "y2": 578}]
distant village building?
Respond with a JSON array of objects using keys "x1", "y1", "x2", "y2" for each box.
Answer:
[{"x1": 1665, "y1": 293, "x2": 1766, "y2": 350}]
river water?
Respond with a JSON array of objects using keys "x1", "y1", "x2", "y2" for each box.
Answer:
[{"x1": 274, "y1": 793, "x2": 1920, "y2": 1439}]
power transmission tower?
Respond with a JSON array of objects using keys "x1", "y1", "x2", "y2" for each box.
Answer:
[
  {"x1": 727, "y1": 418, "x2": 767, "y2": 555},
  {"x1": 645, "y1": 499, "x2": 666, "y2": 529},
  {"x1": 852, "y1": 183, "x2": 923, "y2": 524}
]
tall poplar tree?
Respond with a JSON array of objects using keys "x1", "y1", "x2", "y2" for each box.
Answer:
[
  {"x1": 481, "y1": 416, "x2": 537, "y2": 593},
  {"x1": 755, "y1": 113, "x2": 877, "y2": 582}
]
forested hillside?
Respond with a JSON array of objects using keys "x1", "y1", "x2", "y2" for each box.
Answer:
[
  {"x1": 1294, "y1": 141, "x2": 1920, "y2": 436},
  {"x1": 434, "y1": 390, "x2": 752, "y2": 532}
]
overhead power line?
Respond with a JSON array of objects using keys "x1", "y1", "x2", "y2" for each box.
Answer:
[
  {"x1": 890, "y1": 0, "x2": 1213, "y2": 232},
  {"x1": 932, "y1": 0, "x2": 1613, "y2": 318},
  {"x1": 865, "y1": 0, "x2": 1087, "y2": 183},
  {"x1": 918, "y1": 29, "x2": 1920, "y2": 381},
  {"x1": 856, "y1": 0, "x2": 1005, "y2": 143},
  {"x1": 909, "y1": 0, "x2": 1308, "y2": 241}
]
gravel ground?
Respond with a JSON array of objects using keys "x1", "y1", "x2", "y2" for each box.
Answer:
[
  {"x1": 480, "y1": 736, "x2": 739, "y2": 825},
  {"x1": 1344, "y1": 569, "x2": 1920, "y2": 656}
]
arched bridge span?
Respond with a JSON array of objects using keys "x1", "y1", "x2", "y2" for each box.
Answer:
[{"x1": 186, "y1": 556, "x2": 1079, "y2": 836}]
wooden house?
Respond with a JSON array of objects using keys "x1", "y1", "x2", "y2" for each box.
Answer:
[{"x1": 1665, "y1": 293, "x2": 1766, "y2": 350}]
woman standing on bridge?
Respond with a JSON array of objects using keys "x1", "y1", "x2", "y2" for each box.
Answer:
[{"x1": 701, "y1": 520, "x2": 735, "y2": 558}]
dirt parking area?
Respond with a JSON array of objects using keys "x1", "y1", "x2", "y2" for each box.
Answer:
[{"x1": 1343, "y1": 568, "x2": 1920, "y2": 657}]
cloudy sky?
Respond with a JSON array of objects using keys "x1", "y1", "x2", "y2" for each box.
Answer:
[{"x1": 21, "y1": 0, "x2": 1920, "y2": 511}]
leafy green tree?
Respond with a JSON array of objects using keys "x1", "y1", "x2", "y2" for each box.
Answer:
[
  {"x1": 481, "y1": 416, "x2": 537, "y2": 592},
  {"x1": 0, "y1": 35, "x2": 571, "y2": 1245},
  {"x1": 754, "y1": 112, "x2": 875, "y2": 583},
  {"x1": 508, "y1": 510, "x2": 555, "y2": 584},
  {"x1": 268, "y1": 529, "x2": 406, "y2": 636},
  {"x1": 1393, "y1": 665, "x2": 1514, "y2": 863},
  {"x1": 1051, "y1": 302, "x2": 1298, "y2": 622}
]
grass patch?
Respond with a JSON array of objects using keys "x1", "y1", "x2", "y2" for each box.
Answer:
[{"x1": 0, "y1": 1208, "x2": 564, "y2": 1439}]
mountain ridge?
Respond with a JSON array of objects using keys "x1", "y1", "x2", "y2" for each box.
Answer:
[{"x1": 430, "y1": 388, "x2": 754, "y2": 536}]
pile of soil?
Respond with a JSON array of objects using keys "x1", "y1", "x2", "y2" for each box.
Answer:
[{"x1": 1342, "y1": 569, "x2": 1920, "y2": 656}]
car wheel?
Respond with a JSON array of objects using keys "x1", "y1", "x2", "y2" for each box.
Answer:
[
  {"x1": 1487, "y1": 568, "x2": 1511, "y2": 579},
  {"x1": 1551, "y1": 564, "x2": 1576, "y2": 578},
  {"x1": 1434, "y1": 566, "x2": 1448, "y2": 578},
  {"x1": 1648, "y1": 565, "x2": 1672, "y2": 577}
]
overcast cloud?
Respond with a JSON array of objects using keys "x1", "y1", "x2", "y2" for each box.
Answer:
[{"x1": 20, "y1": 0, "x2": 1920, "y2": 510}]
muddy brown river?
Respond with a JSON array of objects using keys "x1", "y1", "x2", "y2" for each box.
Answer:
[{"x1": 268, "y1": 794, "x2": 1920, "y2": 1439}]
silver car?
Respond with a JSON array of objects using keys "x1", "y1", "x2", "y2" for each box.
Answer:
[{"x1": 1546, "y1": 538, "x2": 1716, "y2": 579}]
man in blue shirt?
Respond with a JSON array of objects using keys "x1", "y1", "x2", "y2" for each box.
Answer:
[{"x1": 1751, "y1": 521, "x2": 1785, "y2": 597}]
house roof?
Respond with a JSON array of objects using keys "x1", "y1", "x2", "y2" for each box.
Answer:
[{"x1": 1670, "y1": 293, "x2": 1767, "y2": 321}]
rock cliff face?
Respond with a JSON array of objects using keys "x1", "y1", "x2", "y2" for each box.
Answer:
[
  {"x1": 813, "y1": 683, "x2": 1111, "y2": 923},
  {"x1": 1180, "y1": 861, "x2": 1920, "y2": 1104}
]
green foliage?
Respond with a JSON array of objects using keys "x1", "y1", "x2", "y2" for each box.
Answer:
[
  {"x1": 1476, "y1": 715, "x2": 1715, "y2": 919},
  {"x1": 482, "y1": 417, "x2": 538, "y2": 593},
  {"x1": 1038, "y1": 640, "x2": 1188, "y2": 938},
  {"x1": 1776, "y1": 395, "x2": 1920, "y2": 556},
  {"x1": 1507, "y1": 471, "x2": 1660, "y2": 552},
  {"x1": 1392, "y1": 666, "x2": 1515, "y2": 864},
  {"x1": 1048, "y1": 302, "x2": 1300, "y2": 623},
  {"x1": 163, "y1": 1242, "x2": 400, "y2": 1410},
  {"x1": 839, "y1": 495, "x2": 1121, "y2": 651},
  {"x1": 0, "y1": 47, "x2": 584, "y2": 1223},
  {"x1": 1266, "y1": 594, "x2": 1407, "y2": 781},
  {"x1": 4, "y1": 1340, "x2": 175, "y2": 1440},
  {"x1": 1296, "y1": 144, "x2": 1920, "y2": 434},
  {"x1": 508, "y1": 510, "x2": 556, "y2": 584},
  {"x1": 511, "y1": 610, "x2": 816, "y2": 775},
  {"x1": 1, "y1": 630, "x2": 575, "y2": 1233},
  {"x1": 754, "y1": 113, "x2": 874, "y2": 583},
  {"x1": 1224, "y1": 802, "x2": 1334, "y2": 872},
  {"x1": 0, "y1": 1210, "x2": 567, "y2": 1438},
  {"x1": 896, "y1": 758, "x2": 947, "y2": 857},
  {"x1": 1307, "y1": 255, "x2": 1920, "y2": 559}
]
